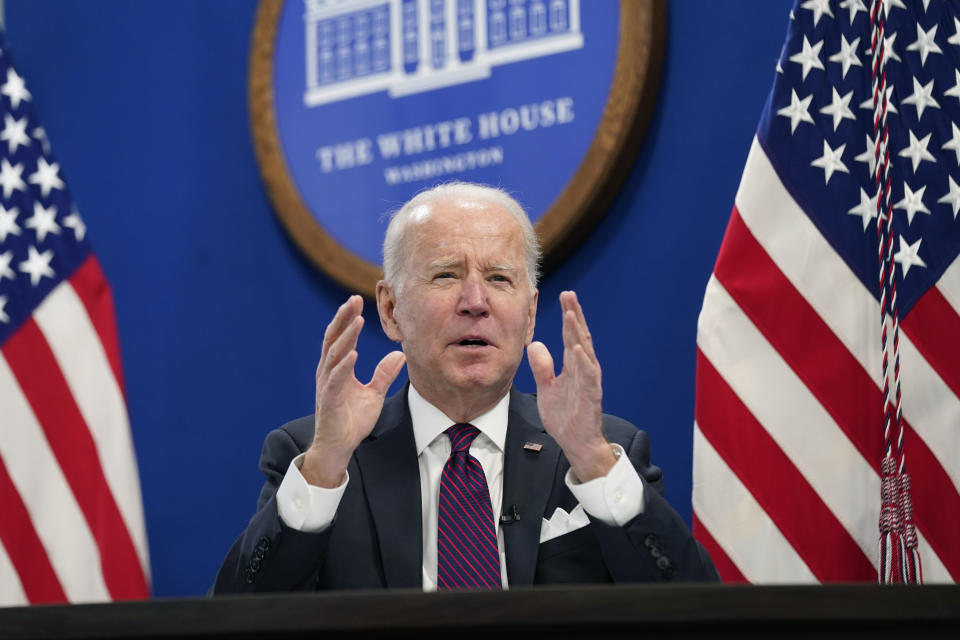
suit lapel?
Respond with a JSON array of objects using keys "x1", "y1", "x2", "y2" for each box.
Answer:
[
  {"x1": 501, "y1": 390, "x2": 561, "y2": 586},
  {"x1": 354, "y1": 388, "x2": 422, "y2": 588}
]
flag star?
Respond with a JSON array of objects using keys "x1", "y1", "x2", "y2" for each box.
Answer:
[
  {"x1": 32, "y1": 127, "x2": 51, "y2": 155},
  {"x1": 0, "y1": 67, "x2": 31, "y2": 110},
  {"x1": 942, "y1": 122, "x2": 960, "y2": 165},
  {"x1": 829, "y1": 34, "x2": 863, "y2": 79},
  {"x1": 901, "y1": 76, "x2": 940, "y2": 119},
  {"x1": 777, "y1": 89, "x2": 815, "y2": 133},
  {"x1": 18, "y1": 245, "x2": 54, "y2": 286},
  {"x1": 898, "y1": 130, "x2": 935, "y2": 173},
  {"x1": 0, "y1": 114, "x2": 30, "y2": 154},
  {"x1": 894, "y1": 182, "x2": 931, "y2": 224},
  {"x1": 855, "y1": 133, "x2": 878, "y2": 176},
  {"x1": 950, "y1": 17, "x2": 960, "y2": 47},
  {"x1": 906, "y1": 23, "x2": 942, "y2": 67},
  {"x1": 0, "y1": 250, "x2": 14, "y2": 282},
  {"x1": 882, "y1": 0, "x2": 907, "y2": 16},
  {"x1": 921, "y1": 0, "x2": 931, "y2": 10},
  {"x1": 938, "y1": 176, "x2": 960, "y2": 218},
  {"x1": 859, "y1": 85, "x2": 898, "y2": 114},
  {"x1": 63, "y1": 208, "x2": 86, "y2": 242},
  {"x1": 28, "y1": 157, "x2": 65, "y2": 197},
  {"x1": 848, "y1": 187, "x2": 879, "y2": 230},
  {"x1": 820, "y1": 88, "x2": 856, "y2": 131},
  {"x1": 789, "y1": 36, "x2": 825, "y2": 81},
  {"x1": 800, "y1": 0, "x2": 833, "y2": 27},
  {"x1": 894, "y1": 235, "x2": 926, "y2": 277},
  {"x1": 868, "y1": 32, "x2": 902, "y2": 63},
  {"x1": 0, "y1": 295, "x2": 8, "y2": 323},
  {"x1": 25, "y1": 202, "x2": 60, "y2": 243},
  {"x1": 839, "y1": 0, "x2": 867, "y2": 25},
  {"x1": 945, "y1": 69, "x2": 960, "y2": 102},
  {"x1": 0, "y1": 158, "x2": 26, "y2": 199},
  {"x1": 0, "y1": 204, "x2": 20, "y2": 242},
  {"x1": 811, "y1": 140, "x2": 849, "y2": 184}
]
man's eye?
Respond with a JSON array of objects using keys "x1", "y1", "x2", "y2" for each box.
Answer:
[
  {"x1": 490, "y1": 274, "x2": 511, "y2": 283},
  {"x1": 434, "y1": 272, "x2": 454, "y2": 279}
]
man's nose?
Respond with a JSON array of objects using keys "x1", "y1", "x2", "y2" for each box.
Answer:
[{"x1": 457, "y1": 274, "x2": 489, "y2": 316}]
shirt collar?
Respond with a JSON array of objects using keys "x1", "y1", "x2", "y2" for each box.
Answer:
[{"x1": 408, "y1": 383, "x2": 509, "y2": 455}]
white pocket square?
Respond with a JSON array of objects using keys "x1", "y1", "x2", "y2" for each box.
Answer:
[{"x1": 540, "y1": 504, "x2": 590, "y2": 543}]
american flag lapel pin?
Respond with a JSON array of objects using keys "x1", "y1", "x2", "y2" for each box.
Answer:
[{"x1": 523, "y1": 442, "x2": 542, "y2": 452}]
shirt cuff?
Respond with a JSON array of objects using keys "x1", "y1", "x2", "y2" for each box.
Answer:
[
  {"x1": 275, "y1": 453, "x2": 347, "y2": 532},
  {"x1": 564, "y1": 444, "x2": 645, "y2": 526}
]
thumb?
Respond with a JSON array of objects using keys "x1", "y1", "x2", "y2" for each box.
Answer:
[
  {"x1": 526, "y1": 341, "x2": 555, "y2": 390},
  {"x1": 368, "y1": 350, "x2": 406, "y2": 395}
]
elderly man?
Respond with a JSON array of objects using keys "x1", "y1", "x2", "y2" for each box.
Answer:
[{"x1": 214, "y1": 182, "x2": 717, "y2": 591}]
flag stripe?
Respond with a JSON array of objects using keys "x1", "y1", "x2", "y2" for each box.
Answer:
[
  {"x1": 0, "y1": 533, "x2": 27, "y2": 607},
  {"x1": 691, "y1": 514, "x2": 747, "y2": 584},
  {"x1": 691, "y1": 423, "x2": 816, "y2": 583},
  {"x1": 713, "y1": 187, "x2": 960, "y2": 578},
  {"x1": 736, "y1": 138, "x2": 881, "y2": 386},
  {"x1": 35, "y1": 275, "x2": 150, "y2": 577},
  {"x1": 740, "y1": 139, "x2": 960, "y2": 497},
  {"x1": 936, "y1": 253, "x2": 960, "y2": 317},
  {"x1": 1, "y1": 319, "x2": 149, "y2": 599},
  {"x1": 901, "y1": 288, "x2": 960, "y2": 419},
  {"x1": 67, "y1": 255, "x2": 126, "y2": 395},
  {"x1": 696, "y1": 348, "x2": 876, "y2": 580},
  {"x1": 0, "y1": 353, "x2": 110, "y2": 602},
  {"x1": 0, "y1": 454, "x2": 65, "y2": 604},
  {"x1": 698, "y1": 275, "x2": 881, "y2": 566}
]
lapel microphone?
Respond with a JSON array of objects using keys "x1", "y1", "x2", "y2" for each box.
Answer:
[{"x1": 499, "y1": 504, "x2": 521, "y2": 525}]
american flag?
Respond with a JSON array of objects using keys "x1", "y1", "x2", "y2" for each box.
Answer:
[
  {"x1": 693, "y1": 0, "x2": 960, "y2": 583},
  {"x1": 0, "y1": 32, "x2": 150, "y2": 603}
]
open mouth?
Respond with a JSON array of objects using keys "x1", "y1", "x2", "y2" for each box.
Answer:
[{"x1": 457, "y1": 338, "x2": 490, "y2": 347}]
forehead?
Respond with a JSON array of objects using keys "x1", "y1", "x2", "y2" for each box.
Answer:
[{"x1": 406, "y1": 197, "x2": 525, "y2": 263}]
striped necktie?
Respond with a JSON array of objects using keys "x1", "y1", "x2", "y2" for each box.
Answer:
[{"x1": 437, "y1": 423, "x2": 502, "y2": 589}]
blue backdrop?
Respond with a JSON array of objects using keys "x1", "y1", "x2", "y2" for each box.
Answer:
[{"x1": 4, "y1": 0, "x2": 795, "y2": 597}]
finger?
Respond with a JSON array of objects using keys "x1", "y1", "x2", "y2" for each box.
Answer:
[
  {"x1": 320, "y1": 296, "x2": 363, "y2": 364},
  {"x1": 573, "y1": 344, "x2": 602, "y2": 392},
  {"x1": 561, "y1": 309, "x2": 580, "y2": 371},
  {"x1": 321, "y1": 315, "x2": 364, "y2": 381},
  {"x1": 325, "y1": 349, "x2": 359, "y2": 400},
  {"x1": 526, "y1": 341, "x2": 556, "y2": 390},
  {"x1": 561, "y1": 291, "x2": 597, "y2": 362},
  {"x1": 367, "y1": 351, "x2": 406, "y2": 396}
]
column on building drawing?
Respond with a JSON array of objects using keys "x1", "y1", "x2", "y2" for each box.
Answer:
[
  {"x1": 472, "y1": 0, "x2": 487, "y2": 63},
  {"x1": 444, "y1": 0, "x2": 461, "y2": 70},
  {"x1": 402, "y1": 0, "x2": 419, "y2": 74}
]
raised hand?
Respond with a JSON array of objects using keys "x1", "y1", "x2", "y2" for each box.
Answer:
[
  {"x1": 302, "y1": 295, "x2": 406, "y2": 487},
  {"x1": 526, "y1": 291, "x2": 616, "y2": 482}
]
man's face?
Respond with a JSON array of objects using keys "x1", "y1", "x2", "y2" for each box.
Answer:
[{"x1": 379, "y1": 198, "x2": 537, "y2": 405}]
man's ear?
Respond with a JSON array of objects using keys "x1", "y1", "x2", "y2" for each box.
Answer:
[
  {"x1": 524, "y1": 288, "x2": 538, "y2": 345},
  {"x1": 376, "y1": 280, "x2": 403, "y2": 342}
]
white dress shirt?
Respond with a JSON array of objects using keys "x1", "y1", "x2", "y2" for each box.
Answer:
[{"x1": 275, "y1": 385, "x2": 646, "y2": 590}]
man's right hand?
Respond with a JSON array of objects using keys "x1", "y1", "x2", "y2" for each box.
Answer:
[{"x1": 302, "y1": 295, "x2": 406, "y2": 488}]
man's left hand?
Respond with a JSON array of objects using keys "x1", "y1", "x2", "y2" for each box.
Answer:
[{"x1": 527, "y1": 291, "x2": 617, "y2": 482}]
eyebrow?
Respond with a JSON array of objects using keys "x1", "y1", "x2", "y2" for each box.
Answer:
[{"x1": 425, "y1": 260, "x2": 519, "y2": 273}]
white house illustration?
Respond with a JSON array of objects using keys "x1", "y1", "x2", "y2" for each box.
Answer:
[{"x1": 303, "y1": 0, "x2": 583, "y2": 106}]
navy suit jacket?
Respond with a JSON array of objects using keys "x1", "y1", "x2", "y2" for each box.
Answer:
[{"x1": 213, "y1": 388, "x2": 718, "y2": 592}]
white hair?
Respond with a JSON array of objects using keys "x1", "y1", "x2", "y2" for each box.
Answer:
[{"x1": 382, "y1": 182, "x2": 542, "y2": 294}]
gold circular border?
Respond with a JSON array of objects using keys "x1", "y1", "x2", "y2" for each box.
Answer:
[{"x1": 249, "y1": 0, "x2": 667, "y2": 297}]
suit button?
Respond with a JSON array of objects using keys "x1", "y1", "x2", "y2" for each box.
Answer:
[
  {"x1": 656, "y1": 556, "x2": 671, "y2": 571},
  {"x1": 644, "y1": 534, "x2": 657, "y2": 548},
  {"x1": 255, "y1": 547, "x2": 265, "y2": 560},
  {"x1": 244, "y1": 569, "x2": 256, "y2": 584},
  {"x1": 250, "y1": 557, "x2": 262, "y2": 572},
  {"x1": 258, "y1": 537, "x2": 271, "y2": 550},
  {"x1": 650, "y1": 545, "x2": 663, "y2": 558}
]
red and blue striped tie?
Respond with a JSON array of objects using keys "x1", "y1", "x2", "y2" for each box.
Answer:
[{"x1": 437, "y1": 423, "x2": 502, "y2": 590}]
